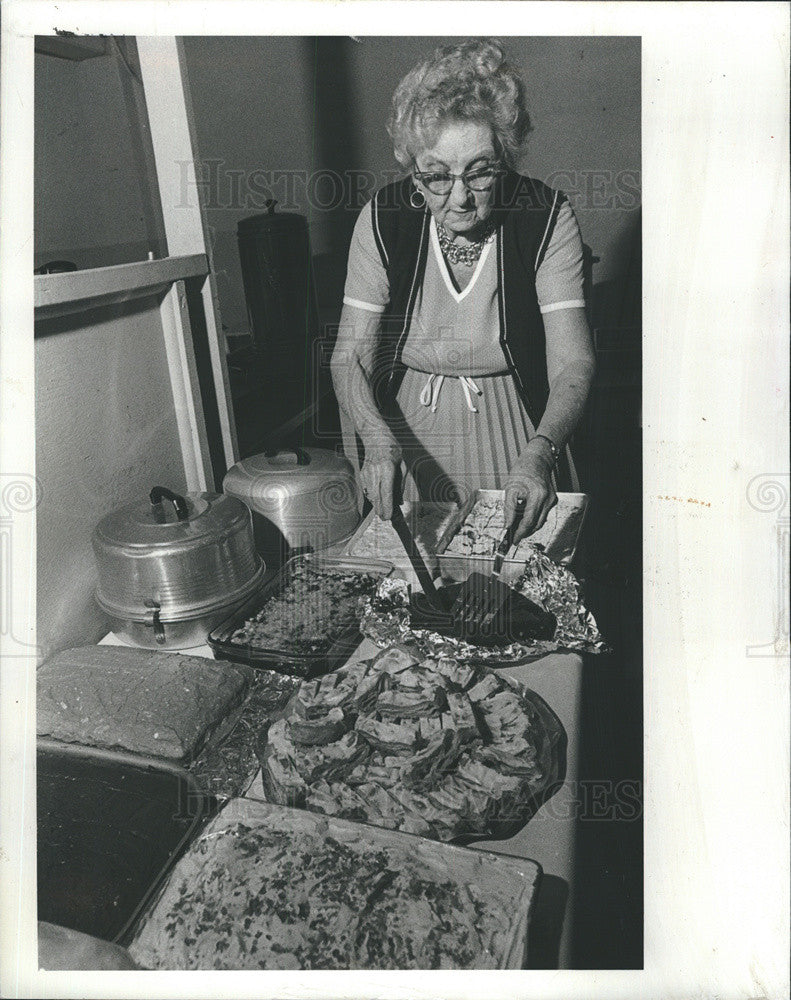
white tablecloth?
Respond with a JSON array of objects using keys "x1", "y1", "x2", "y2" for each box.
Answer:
[
  {"x1": 339, "y1": 638, "x2": 582, "y2": 968},
  {"x1": 99, "y1": 631, "x2": 581, "y2": 967}
]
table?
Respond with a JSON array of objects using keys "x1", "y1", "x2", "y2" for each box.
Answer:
[
  {"x1": 317, "y1": 535, "x2": 583, "y2": 963},
  {"x1": 98, "y1": 630, "x2": 582, "y2": 968},
  {"x1": 477, "y1": 650, "x2": 581, "y2": 969},
  {"x1": 341, "y1": 638, "x2": 582, "y2": 969}
]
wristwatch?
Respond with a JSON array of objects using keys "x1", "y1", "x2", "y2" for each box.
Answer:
[{"x1": 532, "y1": 434, "x2": 560, "y2": 465}]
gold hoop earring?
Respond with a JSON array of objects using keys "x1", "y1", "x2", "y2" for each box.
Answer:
[{"x1": 409, "y1": 187, "x2": 425, "y2": 209}]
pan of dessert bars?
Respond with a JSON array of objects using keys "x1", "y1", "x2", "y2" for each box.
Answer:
[
  {"x1": 126, "y1": 798, "x2": 542, "y2": 970},
  {"x1": 208, "y1": 553, "x2": 393, "y2": 676},
  {"x1": 436, "y1": 489, "x2": 589, "y2": 581}
]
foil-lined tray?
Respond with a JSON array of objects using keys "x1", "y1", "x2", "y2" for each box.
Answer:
[
  {"x1": 360, "y1": 549, "x2": 606, "y2": 664},
  {"x1": 187, "y1": 670, "x2": 300, "y2": 800}
]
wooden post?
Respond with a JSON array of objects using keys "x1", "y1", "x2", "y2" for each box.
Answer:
[
  {"x1": 136, "y1": 36, "x2": 239, "y2": 475},
  {"x1": 159, "y1": 280, "x2": 214, "y2": 491}
]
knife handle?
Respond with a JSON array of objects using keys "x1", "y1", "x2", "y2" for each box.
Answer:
[{"x1": 493, "y1": 497, "x2": 526, "y2": 575}]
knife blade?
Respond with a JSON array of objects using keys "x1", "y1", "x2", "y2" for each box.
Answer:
[
  {"x1": 390, "y1": 506, "x2": 450, "y2": 612},
  {"x1": 492, "y1": 497, "x2": 526, "y2": 577}
]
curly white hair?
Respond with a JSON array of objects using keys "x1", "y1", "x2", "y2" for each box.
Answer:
[{"x1": 387, "y1": 38, "x2": 532, "y2": 168}]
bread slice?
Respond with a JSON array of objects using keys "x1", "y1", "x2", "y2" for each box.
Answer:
[{"x1": 37, "y1": 646, "x2": 251, "y2": 762}]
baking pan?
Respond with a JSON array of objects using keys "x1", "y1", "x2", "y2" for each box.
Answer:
[
  {"x1": 36, "y1": 645, "x2": 255, "y2": 767},
  {"x1": 37, "y1": 739, "x2": 215, "y2": 945},
  {"x1": 437, "y1": 489, "x2": 589, "y2": 579},
  {"x1": 342, "y1": 500, "x2": 459, "y2": 572},
  {"x1": 127, "y1": 797, "x2": 542, "y2": 970},
  {"x1": 207, "y1": 553, "x2": 393, "y2": 676}
]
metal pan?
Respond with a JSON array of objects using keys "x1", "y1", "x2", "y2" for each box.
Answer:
[
  {"x1": 436, "y1": 489, "x2": 589, "y2": 580},
  {"x1": 127, "y1": 797, "x2": 542, "y2": 970},
  {"x1": 37, "y1": 739, "x2": 215, "y2": 946}
]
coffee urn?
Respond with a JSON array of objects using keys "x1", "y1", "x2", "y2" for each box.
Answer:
[{"x1": 237, "y1": 199, "x2": 320, "y2": 426}]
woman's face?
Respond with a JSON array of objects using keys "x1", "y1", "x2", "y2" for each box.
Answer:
[{"x1": 413, "y1": 120, "x2": 500, "y2": 239}]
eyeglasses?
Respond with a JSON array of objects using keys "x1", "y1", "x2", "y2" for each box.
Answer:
[{"x1": 412, "y1": 164, "x2": 503, "y2": 195}]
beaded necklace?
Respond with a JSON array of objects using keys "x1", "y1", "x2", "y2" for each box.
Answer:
[{"x1": 436, "y1": 221, "x2": 496, "y2": 267}]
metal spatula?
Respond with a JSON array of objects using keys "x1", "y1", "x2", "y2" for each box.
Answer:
[
  {"x1": 451, "y1": 498, "x2": 526, "y2": 637},
  {"x1": 392, "y1": 501, "x2": 556, "y2": 644}
]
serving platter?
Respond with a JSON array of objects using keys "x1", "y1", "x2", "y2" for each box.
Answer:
[{"x1": 254, "y1": 644, "x2": 566, "y2": 844}]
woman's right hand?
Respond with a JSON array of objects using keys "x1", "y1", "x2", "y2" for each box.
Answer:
[
  {"x1": 360, "y1": 447, "x2": 400, "y2": 520},
  {"x1": 332, "y1": 303, "x2": 402, "y2": 521}
]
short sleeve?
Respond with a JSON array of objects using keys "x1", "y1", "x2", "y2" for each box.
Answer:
[
  {"x1": 535, "y1": 199, "x2": 586, "y2": 314},
  {"x1": 343, "y1": 200, "x2": 391, "y2": 314}
]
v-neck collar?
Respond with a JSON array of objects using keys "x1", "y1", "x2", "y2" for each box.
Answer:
[{"x1": 430, "y1": 217, "x2": 494, "y2": 304}]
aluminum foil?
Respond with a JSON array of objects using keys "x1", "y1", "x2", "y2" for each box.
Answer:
[
  {"x1": 360, "y1": 551, "x2": 606, "y2": 662},
  {"x1": 188, "y1": 670, "x2": 300, "y2": 800}
]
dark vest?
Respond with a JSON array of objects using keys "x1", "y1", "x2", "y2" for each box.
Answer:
[{"x1": 367, "y1": 170, "x2": 574, "y2": 487}]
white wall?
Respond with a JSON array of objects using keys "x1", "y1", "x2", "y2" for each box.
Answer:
[
  {"x1": 34, "y1": 41, "x2": 166, "y2": 270},
  {"x1": 35, "y1": 296, "x2": 188, "y2": 660}
]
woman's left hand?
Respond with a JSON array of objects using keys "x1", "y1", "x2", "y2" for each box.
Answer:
[{"x1": 504, "y1": 440, "x2": 558, "y2": 543}]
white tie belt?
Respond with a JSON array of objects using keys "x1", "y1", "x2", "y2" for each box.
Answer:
[{"x1": 419, "y1": 373, "x2": 483, "y2": 413}]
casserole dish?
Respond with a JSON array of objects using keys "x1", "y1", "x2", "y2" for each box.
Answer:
[{"x1": 207, "y1": 553, "x2": 392, "y2": 675}]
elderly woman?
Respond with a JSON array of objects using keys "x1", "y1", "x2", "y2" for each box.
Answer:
[{"x1": 331, "y1": 39, "x2": 595, "y2": 543}]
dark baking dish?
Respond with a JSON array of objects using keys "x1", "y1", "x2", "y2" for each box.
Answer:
[
  {"x1": 37, "y1": 740, "x2": 215, "y2": 945},
  {"x1": 207, "y1": 554, "x2": 393, "y2": 676}
]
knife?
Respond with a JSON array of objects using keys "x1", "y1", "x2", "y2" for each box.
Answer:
[
  {"x1": 492, "y1": 497, "x2": 527, "y2": 577},
  {"x1": 390, "y1": 506, "x2": 450, "y2": 612}
]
